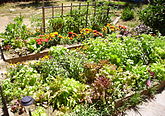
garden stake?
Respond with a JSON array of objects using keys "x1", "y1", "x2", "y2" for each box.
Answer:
[
  {"x1": 61, "y1": 3, "x2": 64, "y2": 18},
  {"x1": 0, "y1": 85, "x2": 9, "y2": 116},
  {"x1": 78, "y1": 3, "x2": 81, "y2": 29},
  {"x1": 70, "y1": 3, "x2": 73, "y2": 16},
  {"x1": 42, "y1": 0, "x2": 45, "y2": 33},
  {"x1": 52, "y1": 6, "x2": 54, "y2": 18},
  {"x1": 86, "y1": 2, "x2": 89, "y2": 27}
]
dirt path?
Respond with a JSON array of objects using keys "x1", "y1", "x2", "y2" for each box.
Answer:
[{"x1": 0, "y1": 16, "x2": 12, "y2": 33}]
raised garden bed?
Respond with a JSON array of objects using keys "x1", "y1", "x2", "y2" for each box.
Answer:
[
  {"x1": 1, "y1": 44, "x2": 82, "y2": 64},
  {"x1": 1, "y1": 33, "x2": 164, "y2": 115}
]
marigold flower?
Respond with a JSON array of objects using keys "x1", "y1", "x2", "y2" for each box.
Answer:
[
  {"x1": 110, "y1": 26, "x2": 115, "y2": 29},
  {"x1": 50, "y1": 33, "x2": 55, "y2": 37},
  {"x1": 102, "y1": 27, "x2": 107, "y2": 31},
  {"x1": 54, "y1": 32, "x2": 58, "y2": 36},
  {"x1": 106, "y1": 23, "x2": 111, "y2": 26},
  {"x1": 58, "y1": 35, "x2": 63, "y2": 38},
  {"x1": 116, "y1": 28, "x2": 120, "y2": 30},
  {"x1": 85, "y1": 28, "x2": 89, "y2": 31}
]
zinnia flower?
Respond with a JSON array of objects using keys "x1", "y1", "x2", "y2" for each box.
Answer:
[
  {"x1": 99, "y1": 33, "x2": 103, "y2": 36},
  {"x1": 42, "y1": 39, "x2": 49, "y2": 42},
  {"x1": 37, "y1": 41, "x2": 42, "y2": 45},
  {"x1": 39, "y1": 35, "x2": 44, "y2": 37},
  {"x1": 68, "y1": 32, "x2": 73, "y2": 35},
  {"x1": 93, "y1": 30, "x2": 98, "y2": 33}
]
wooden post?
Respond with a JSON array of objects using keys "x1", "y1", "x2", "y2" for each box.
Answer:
[
  {"x1": 52, "y1": 6, "x2": 54, "y2": 18},
  {"x1": 106, "y1": 5, "x2": 110, "y2": 23},
  {"x1": 79, "y1": 3, "x2": 81, "y2": 14},
  {"x1": 86, "y1": 2, "x2": 89, "y2": 27},
  {"x1": 42, "y1": 0, "x2": 46, "y2": 33},
  {"x1": 70, "y1": 3, "x2": 73, "y2": 16},
  {"x1": 0, "y1": 86, "x2": 9, "y2": 116},
  {"x1": 61, "y1": 3, "x2": 64, "y2": 18},
  {"x1": 61, "y1": 3, "x2": 64, "y2": 32},
  {"x1": 79, "y1": 3, "x2": 81, "y2": 29},
  {"x1": 94, "y1": 2, "x2": 96, "y2": 17}
]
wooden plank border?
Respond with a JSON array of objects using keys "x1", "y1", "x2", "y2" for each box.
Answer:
[{"x1": 4, "y1": 44, "x2": 83, "y2": 64}]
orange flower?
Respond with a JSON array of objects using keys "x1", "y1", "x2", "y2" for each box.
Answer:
[
  {"x1": 69, "y1": 37, "x2": 73, "y2": 40},
  {"x1": 106, "y1": 23, "x2": 111, "y2": 26},
  {"x1": 58, "y1": 35, "x2": 63, "y2": 38},
  {"x1": 110, "y1": 26, "x2": 115, "y2": 29}
]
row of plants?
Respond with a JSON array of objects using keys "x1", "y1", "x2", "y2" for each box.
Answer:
[
  {"x1": 2, "y1": 33, "x2": 165, "y2": 115},
  {"x1": 0, "y1": 16, "x2": 128, "y2": 56}
]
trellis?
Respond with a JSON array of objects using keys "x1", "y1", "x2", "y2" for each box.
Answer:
[{"x1": 38, "y1": 2, "x2": 112, "y2": 33}]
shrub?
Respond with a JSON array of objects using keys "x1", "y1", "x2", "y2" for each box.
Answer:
[
  {"x1": 121, "y1": 7, "x2": 134, "y2": 21},
  {"x1": 48, "y1": 18, "x2": 65, "y2": 33},
  {"x1": 139, "y1": 0, "x2": 165, "y2": 35}
]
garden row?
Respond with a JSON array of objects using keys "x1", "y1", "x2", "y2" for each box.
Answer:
[
  {"x1": 2, "y1": 33, "x2": 165, "y2": 115},
  {"x1": 1, "y1": 16, "x2": 127, "y2": 57}
]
